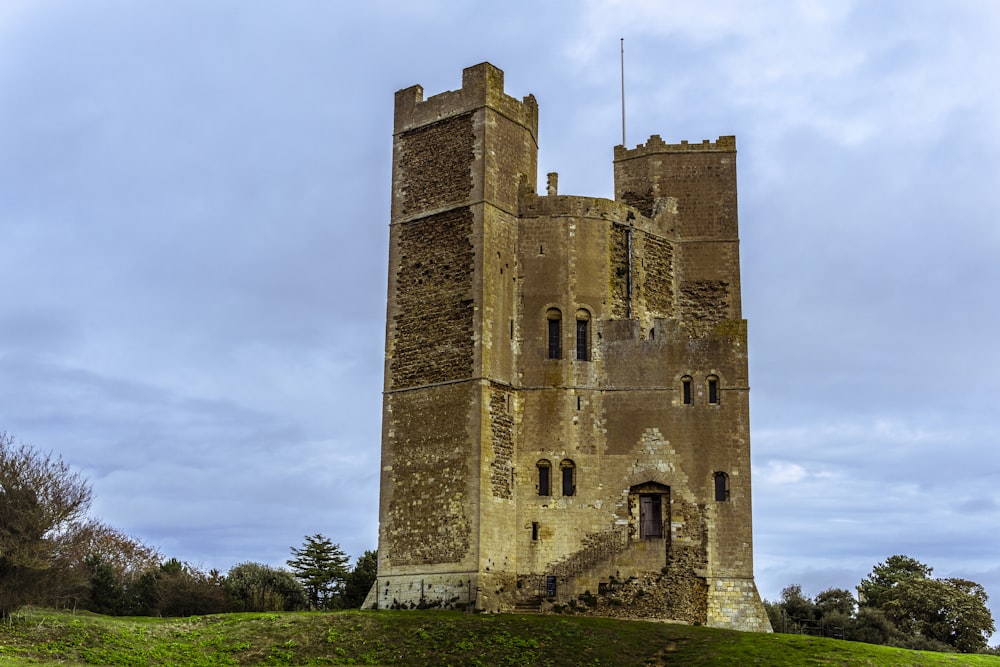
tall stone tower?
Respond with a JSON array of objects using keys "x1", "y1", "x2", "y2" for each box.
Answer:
[{"x1": 373, "y1": 62, "x2": 770, "y2": 632}]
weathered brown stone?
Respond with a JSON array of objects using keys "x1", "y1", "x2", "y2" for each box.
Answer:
[{"x1": 373, "y1": 62, "x2": 770, "y2": 632}]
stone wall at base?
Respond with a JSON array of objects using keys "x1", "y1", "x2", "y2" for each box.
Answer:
[
  {"x1": 373, "y1": 574, "x2": 478, "y2": 610},
  {"x1": 706, "y1": 577, "x2": 772, "y2": 632}
]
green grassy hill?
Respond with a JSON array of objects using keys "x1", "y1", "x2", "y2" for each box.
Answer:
[{"x1": 1, "y1": 608, "x2": 997, "y2": 666}]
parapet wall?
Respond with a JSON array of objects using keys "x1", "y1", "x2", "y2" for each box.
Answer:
[
  {"x1": 519, "y1": 193, "x2": 633, "y2": 222},
  {"x1": 394, "y1": 62, "x2": 538, "y2": 140},
  {"x1": 614, "y1": 134, "x2": 736, "y2": 162}
]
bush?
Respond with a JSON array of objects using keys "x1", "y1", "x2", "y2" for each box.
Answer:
[{"x1": 226, "y1": 562, "x2": 308, "y2": 612}]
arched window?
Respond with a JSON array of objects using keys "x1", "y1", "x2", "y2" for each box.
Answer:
[
  {"x1": 681, "y1": 375, "x2": 693, "y2": 405},
  {"x1": 714, "y1": 472, "x2": 729, "y2": 502},
  {"x1": 707, "y1": 375, "x2": 720, "y2": 404},
  {"x1": 546, "y1": 309, "x2": 561, "y2": 359},
  {"x1": 575, "y1": 309, "x2": 591, "y2": 361},
  {"x1": 537, "y1": 460, "x2": 551, "y2": 496},
  {"x1": 560, "y1": 459, "x2": 576, "y2": 497}
]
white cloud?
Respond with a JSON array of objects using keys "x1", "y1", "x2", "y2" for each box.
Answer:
[{"x1": 761, "y1": 460, "x2": 808, "y2": 484}]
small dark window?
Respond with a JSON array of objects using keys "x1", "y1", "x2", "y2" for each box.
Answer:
[
  {"x1": 537, "y1": 460, "x2": 551, "y2": 496},
  {"x1": 531, "y1": 522, "x2": 539, "y2": 541},
  {"x1": 714, "y1": 472, "x2": 729, "y2": 501},
  {"x1": 682, "y1": 376, "x2": 693, "y2": 405},
  {"x1": 708, "y1": 375, "x2": 719, "y2": 404},
  {"x1": 546, "y1": 309, "x2": 561, "y2": 359},
  {"x1": 560, "y1": 459, "x2": 575, "y2": 497},
  {"x1": 576, "y1": 319, "x2": 589, "y2": 360}
]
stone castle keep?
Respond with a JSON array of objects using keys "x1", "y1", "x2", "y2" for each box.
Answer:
[{"x1": 370, "y1": 62, "x2": 770, "y2": 632}]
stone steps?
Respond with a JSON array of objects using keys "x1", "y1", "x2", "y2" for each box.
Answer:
[{"x1": 513, "y1": 596, "x2": 542, "y2": 614}]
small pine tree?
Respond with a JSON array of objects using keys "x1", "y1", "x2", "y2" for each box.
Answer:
[
  {"x1": 343, "y1": 549, "x2": 377, "y2": 608},
  {"x1": 286, "y1": 534, "x2": 349, "y2": 609}
]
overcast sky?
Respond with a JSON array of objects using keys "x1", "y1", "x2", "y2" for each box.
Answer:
[{"x1": 2, "y1": 0, "x2": 999, "y2": 626}]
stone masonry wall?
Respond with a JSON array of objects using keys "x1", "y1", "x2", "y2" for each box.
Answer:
[
  {"x1": 488, "y1": 383, "x2": 514, "y2": 500},
  {"x1": 641, "y1": 233, "x2": 674, "y2": 318},
  {"x1": 706, "y1": 578, "x2": 773, "y2": 632},
  {"x1": 608, "y1": 225, "x2": 629, "y2": 319},
  {"x1": 383, "y1": 385, "x2": 473, "y2": 567},
  {"x1": 398, "y1": 114, "x2": 474, "y2": 217},
  {"x1": 678, "y1": 280, "x2": 730, "y2": 338},
  {"x1": 389, "y1": 208, "x2": 474, "y2": 389}
]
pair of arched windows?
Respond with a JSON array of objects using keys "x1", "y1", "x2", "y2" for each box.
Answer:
[
  {"x1": 680, "y1": 375, "x2": 720, "y2": 405},
  {"x1": 546, "y1": 309, "x2": 591, "y2": 361},
  {"x1": 537, "y1": 459, "x2": 575, "y2": 497}
]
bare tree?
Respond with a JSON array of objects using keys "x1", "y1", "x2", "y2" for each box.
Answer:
[
  {"x1": 60, "y1": 519, "x2": 162, "y2": 613},
  {"x1": 0, "y1": 431, "x2": 92, "y2": 617}
]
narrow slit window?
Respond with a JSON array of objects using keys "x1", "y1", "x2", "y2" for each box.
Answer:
[
  {"x1": 708, "y1": 375, "x2": 719, "y2": 404},
  {"x1": 537, "y1": 460, "x2": 551, "y2": 497},
  {"x1": 575, "y1": 309, "x2": 591, "y2": 361},
  {"x1": 714, "y1": 472, "x2": 729, "y2": 502},
  {"x1": 560, "y1": 459, "x2": 576, "y2": 497},
  {"x1": 546, "y1": 309, "x2": 561, "y2": 359},
  {"x1": 576, "y1": 320, "x2": 588, "y2": 360},
  {"x1": 682, "y1": 376, "x2": 693, "y2": 405},
  {"x1": 531, "y1": 522, "x2": 539, "y2": 541}
]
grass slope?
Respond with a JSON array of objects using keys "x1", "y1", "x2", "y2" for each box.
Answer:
[{"x1": 1, "y1": 608, "x2": 998, "y2": 666}]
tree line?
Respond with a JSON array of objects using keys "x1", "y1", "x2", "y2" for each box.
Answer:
[
  {"x1": 0, "y1": 431, "x2": 376, "y2": 618},
  {"x1": 765, "y1": 554, "x2": 996, "y2": 654}
]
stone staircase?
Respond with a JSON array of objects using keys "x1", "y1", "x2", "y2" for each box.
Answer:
[
  {"x1": 513, "y1": 595, "x2": 542, "y2": 614},
  {"x1": 550, "y1": 524, "x2": 630, "y2": 580}
]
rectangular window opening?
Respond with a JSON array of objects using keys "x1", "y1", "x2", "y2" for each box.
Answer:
[
  {"x1": 562, "y1": 466, "x2": 575, "y2": 497},
  {"x1": 576, "y1": 319, "x2": 589, "y2": 361},
  {"x1": 715, "y1": 474, "x2": 728, "y2": 502},
  {"x1": 547, "y1": 319, "x2": 561, "y2": 359},
  {"x1": 531, "y1": 522, "x2": 539, "y2": 541},
  {"x1": 538, "y1": 466, "x2": 550, "y2": 497},
  {"x1": 708, "y1": 379, "x2": 719, "y2": 404}
]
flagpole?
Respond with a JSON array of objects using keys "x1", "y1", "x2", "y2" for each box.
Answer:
[{"x1": 620, "y1": 38, "x2": 626, "y2": 147}]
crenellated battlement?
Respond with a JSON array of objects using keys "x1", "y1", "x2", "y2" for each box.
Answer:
[
  {"x1": 394, "y1": 62, "x2": 538, "y2": 140},
  {"x1": 614, "y1": 134, "x2": 736, "y2": 162}
]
